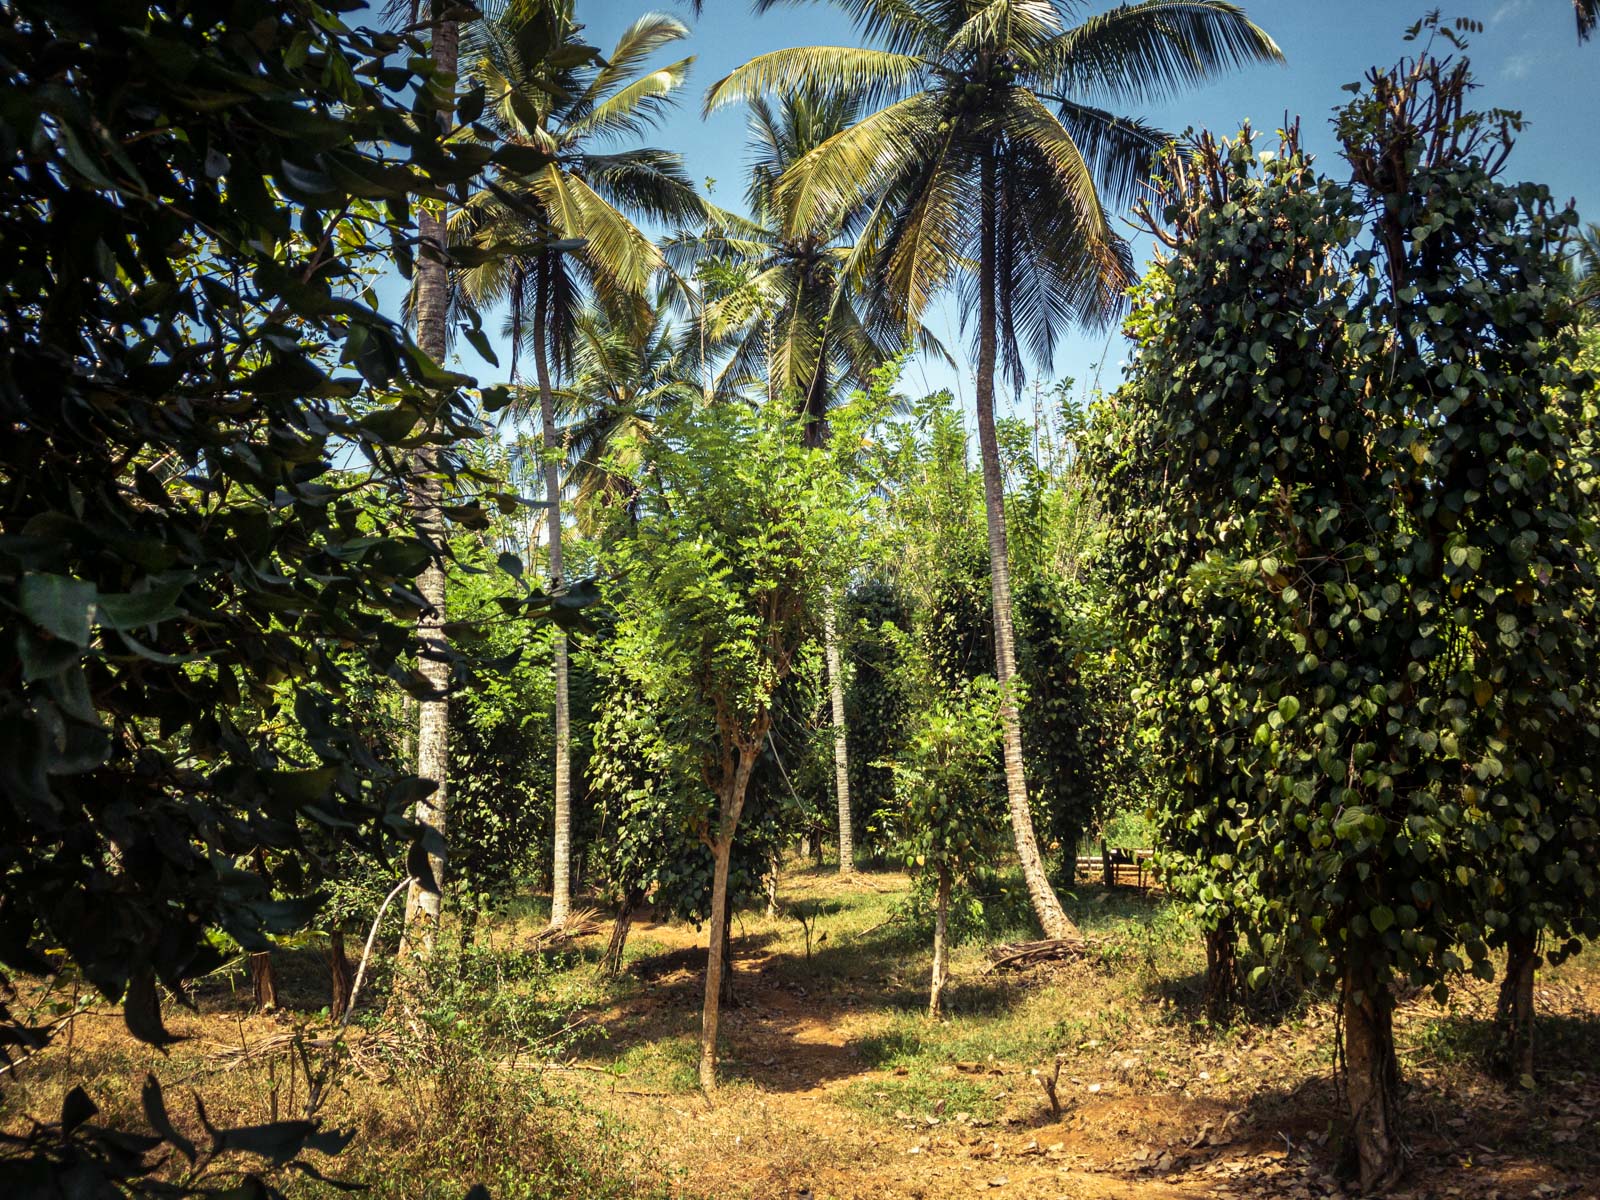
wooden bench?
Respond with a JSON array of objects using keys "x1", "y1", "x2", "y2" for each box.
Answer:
[{"x1": 1073, "y1": 842, "x2": 1157, "y2": 891}]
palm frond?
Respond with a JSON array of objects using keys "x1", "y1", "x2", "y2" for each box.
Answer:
[
  {"x1": 704, "y1": 46, "x2": 924, "y2": 116},
  {"x1": 561, "y1": 172, "x2": 664, "y2": 296},
  {"x1": 774, "y1": 91, "x2": 942, "y2": 238},
  {"x1": 579, "y1": 12, "x2": 693, "y2": 111},
  {"x1": 1053, "y1": 100, "x2": 1174, "y2": 215},
  {"x1": 567, "y1": 55, "x2": 695, "y2": 143},
  {"x1": 879, "y1": 131, "x2": 976, "y2": 332},
  {"x1": 1001, "y1": 88, "x2": 1121, "y2": 267},
  {"x1": 1044, "y1": 1, "x2": 1284, "y2": 106},
  {"x1": 754, "y1": 0, "x2": 950, "y2": 55},
  {"x1": 580, "y1": 149, "x2": 706, "y2": 224},
  {"x1": 947, "y1": 0, "x2": 1064, "y2": 58}
]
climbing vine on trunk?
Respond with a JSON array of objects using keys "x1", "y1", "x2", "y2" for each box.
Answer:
[{"x1": 1093, "y1": 20, "x2": 1598, "y2": 1191}]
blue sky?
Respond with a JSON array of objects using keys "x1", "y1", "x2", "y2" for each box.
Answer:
[{"x1": 423, "y1": 0, "x2": 1600, "y2": 425}]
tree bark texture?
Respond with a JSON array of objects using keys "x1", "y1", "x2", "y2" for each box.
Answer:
[
  {"x1": 929, "y1": 865, "x2": 951, "y2": 1020},
  {"x1": 249, "y1": 952, "x2": 278, "y2": 1012},
  {"x1": 603, "y1": 890, "x2": 640, "y2": 976},
  {"x1": 1342, "y1": 956, "x2": 1404, "y2": 1193},
  {"x1": 1204, "y1": 916, "x2": 1238, "y2": 1025},
  {"x1": 1493, "y1": 928, "x2": 1539, "y2": 1085},
  {"x1": 533, "y1": 276, "x2": 573, "y2": 930},
  {"x1": 398, "y1": 3, "x2": 457, "y2": 967},
  {"x1": 719, "y1": 904, "x2": 736, "y2": 1008},
  {"x1": 326, "y1": 930, "x2": 354, "y2": 1022},
  {"x1": 824, "y1": 600, "x2": 854, "y2": 874},
  {"x1": 975, "y1": 152, "x2": 1080, "y2": 945},
  {"x1": 699, "y1": 751, "x2": 754, "y2": 1092}
]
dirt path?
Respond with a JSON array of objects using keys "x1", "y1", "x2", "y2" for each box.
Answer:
[{"x1": 542, "y1": 881, "x2": 1598, "y2": 1200}]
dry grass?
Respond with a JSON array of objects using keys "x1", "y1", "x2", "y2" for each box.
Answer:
[{"x1": 3, "y1": 862, "x2": 1597, "y2": 1200}]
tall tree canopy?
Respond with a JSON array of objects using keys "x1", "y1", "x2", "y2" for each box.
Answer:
[
  {"x1": 452, "y1": 0, "x2": 707, "y2": 928},
  {"x1": 708, "y1": 0, "x2": 1284, "y2": 941}
]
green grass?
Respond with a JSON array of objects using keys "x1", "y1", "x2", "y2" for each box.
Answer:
[
  {"x1": 601, "y1": 1033, "x2": 702, "y2": 1093},
  {"x1": 836, "y1": 1069, "x2": 1002, "y2": 1123}
]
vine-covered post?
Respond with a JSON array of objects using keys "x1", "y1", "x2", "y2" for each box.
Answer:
[{"x1": 1093, "y1": 19, "x2": 1599, "y2": 1189}]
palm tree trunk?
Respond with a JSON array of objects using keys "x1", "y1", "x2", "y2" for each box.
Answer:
[
  {"x1": 824, "y1": 600, "x2": 854, "y2": 874},
  {"x1": 397, "y1": 3, "x2": 458, "y2": 967},
  {"x1": 975, "y1": 152, "x2": 1079, "y2": 946},
  {"x1": 533, "y1": 267, "x2": 573, "y2": 930}
]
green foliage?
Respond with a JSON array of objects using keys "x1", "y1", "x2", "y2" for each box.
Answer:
[
  {"x1": 842, "y1": 578, "x2": 913, "y2": 858},
  {"x1": 1094, "y1": 48, "x2": 1600, "y2": 1011},
  {"x1": 593, "y1": 399, "x2": 853, "y2": 922},
  {"x1": 707, "y1": 0, "x2": 1283, "y2": 385},
  {"x1": 881, "y1": 654, "x2": 1007, "y2": 893},
  {"x1": 856, "y1": 386, "x2": 1147, "y2": 873},
  {"x1": 0, "y1": 0, "x2": 557, "y2": 1189}
]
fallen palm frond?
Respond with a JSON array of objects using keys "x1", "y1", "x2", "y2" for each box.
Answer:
[
  {"x1": 529, "y1": 907, "x2": 606, "y2": 951},
  {"x1": 203, "y1": 1027, "x2": 405, "y2": 1081},
  {"x1": 985, "y1": 936, "x2": 1092, "y2": 973}
]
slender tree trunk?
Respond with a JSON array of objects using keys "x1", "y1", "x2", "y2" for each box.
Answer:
[
  {"x1": 719, "y1": 904, "x2": 736, "y2": 1008},
  {"x1": 1493, "y1": 929, "x2": 1539, "y2": 1085},
  {"x1": 397, "y1": 2, "x2": 458, "y2": 968},
  {"x1": 929, "y1": 864, "x2": 951, "y2": 1020},
  {"x1": 766, "y1": 851, "x2": 780, "y2": 918},
  {"x1": 326, "y1": 930, "x2": 354, "y2": 1022},
  {"x1": 248, "y1": 952, "x2": 278, "y2": 1012},
  {"x1": 1203, "y1": 915, "x2": 1237, "y2": 1025},
  {"x1": 824, "y1": 601, "x2": 854, "y2": 875},
  {"x1": 700, "y1": 750, "x2": 754, "y2": 1092},
  {"x1": 532, "y1": 275, "x2": 574, "y2": 930},
  {"x1": 975, "y1": 152, "x2": 1079, "y2": 946},
  {"x1": 603, "y1": 889, "x2": 640, "y2": 976},
  {"x1": 1342, "y1": 955, "x2": 1404, "y2": 1192}
]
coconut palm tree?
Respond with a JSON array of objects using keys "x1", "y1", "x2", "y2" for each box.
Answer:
[
  {"x1": 453, "y1": 0, "x2": 705, "y2": 928},
  {"x1": 708, "y1": 0, "x2": 1283, "y2": 942},
  {"x1": 685, "y1": 91, "x2": 934, "y2": 419},
  {"x1": 552, "y1": 293, "x2": 700, "y2": 531}
]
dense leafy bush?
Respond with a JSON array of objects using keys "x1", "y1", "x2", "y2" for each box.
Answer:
[{"x1": 1093, "y1": 26, "x2": 1599, "y2": 1187}]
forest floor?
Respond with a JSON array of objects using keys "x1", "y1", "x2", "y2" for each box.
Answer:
[{"x1": 4, "y1": 864, "x2": 1598, "y2": 1199}]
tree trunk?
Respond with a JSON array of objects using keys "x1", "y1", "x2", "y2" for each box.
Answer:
[
  {"x1": 766, "y1": 851, "x2": 780, "y2": 919},
  {"x1": 326, "y1": 930, "x2": 354, "y2": 1022},
  {"x1": 249, "y1": 952, "x2": 278, "y2": 1013},
  {"x1": 975, "y1": 151, "x2": 1079, "y2": 945},
  {"x1": 824, "y1": 600, "x2": 854, "y2": 875},
  {"x1": 699, "y1": 751, "x2": 754, "y2": 1092},
  {"x1": 1492, "y1": 928, "x2": 1539, "y2": 1085},
  {"x1": 719, "y1": 904, "x2": 736, "y2": 1008},
  {"x1": 1203, "y1": 916, "x2": 1237, "y2": 1025},
  {"x1": 1342, "y1": 956, "x2": 1404, "y2": 1193},
  {"x1": 397, "y1": 2, "x2": 458, "y2": 968},
  {"x1": 533, "y1": 272, "x2": 573, "y2": 931},
  {"x1": 929, "y1": 864, "x2": 951, "y2": 1020},
  {"x1": 603, "y1": 890, "x2": 640, "y2": 976}
]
